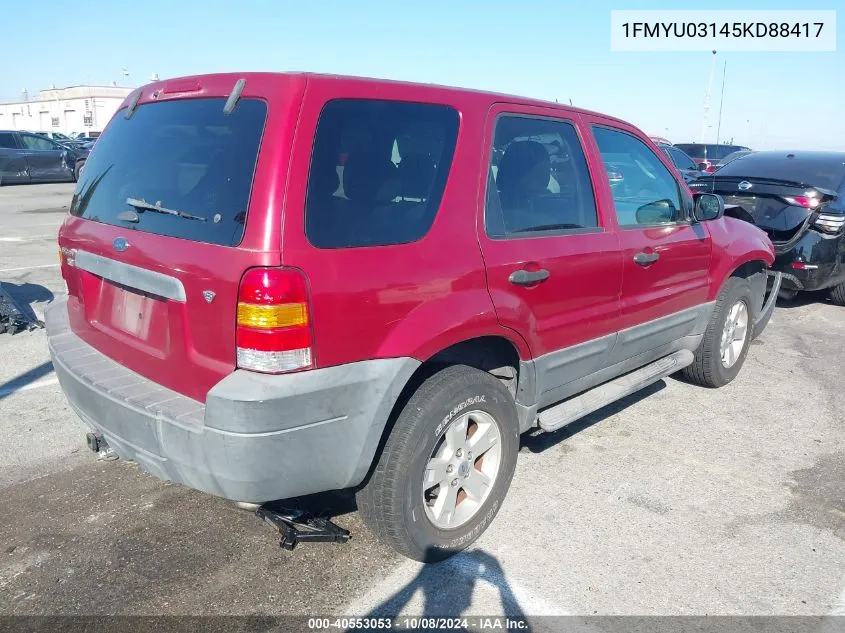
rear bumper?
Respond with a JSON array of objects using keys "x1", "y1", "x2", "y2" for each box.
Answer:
[
  {"x1": 772, "y1": 229, "x2": 844, "y2": 292},
  {"x1": 45, "y1": 297, "x2": 419, "y2": 502}
]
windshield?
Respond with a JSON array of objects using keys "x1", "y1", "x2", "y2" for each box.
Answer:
[{"x1": 69, "y1": 97, "x2": 267, "y2": 247}]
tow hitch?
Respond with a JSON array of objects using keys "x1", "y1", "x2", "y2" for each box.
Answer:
[{"x1": 255, "y1": 504, "x2": 351, "y2": 551}]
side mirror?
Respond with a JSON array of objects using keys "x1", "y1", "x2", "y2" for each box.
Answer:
[
  {"x1": 635, "y1": 199, "x2": 677, "y2": 225},
  {"x1": 693, "y1": 193, "x2": 725, "y2": 222}
]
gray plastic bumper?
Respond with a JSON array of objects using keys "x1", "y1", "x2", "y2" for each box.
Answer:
[{"x1": 45, "y1": 297, "x2": 419, "y2": 502}]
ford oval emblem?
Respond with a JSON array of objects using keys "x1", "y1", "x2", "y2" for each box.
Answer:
[
  {"x1": 113, "y1": 237, "x2": 129, "y2": 252},
  {"x1": 738, "y1": 181, "x2": 753, "y2": 191}
]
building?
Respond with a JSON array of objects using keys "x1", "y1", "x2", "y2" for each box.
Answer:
[{"x1": 0, "y1": 84, "x2": 133, "y2": 136}]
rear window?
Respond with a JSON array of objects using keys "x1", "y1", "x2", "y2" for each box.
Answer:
[
  {"x1": 713, "y1": 152, "x2": 845, "y2": 191},
  {"x1": 70, "y1": 97, "x2": 267, "y2": 247},
  {"x1": 675, "y1": 144, "x2": 748, "y2": 161},
  {"x1": 305, "y1": 99, "x2": 459, "y2": 249}
]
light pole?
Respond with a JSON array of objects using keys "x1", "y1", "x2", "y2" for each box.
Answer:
[
  {"x1": 716, "y1": 60, "x2": 727, "y2": 144},
  {"x1": 700, "y1": 50, "x2": 717, "y2": 143}
]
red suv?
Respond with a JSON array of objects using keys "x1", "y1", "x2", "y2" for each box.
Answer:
[{"x1": 48, "y1": 73, "x2": 781, "y2": 561}]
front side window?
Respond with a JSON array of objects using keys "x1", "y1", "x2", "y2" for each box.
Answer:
[
  {"x1": 485, "y1": 115, "x2": 598, "y2": 238},
  {"x1": 305, "y1": 99, "x2": 459, "y2": 249},
  {"x1": 20, "y1": 134, "x2": 54, "y2": 151},
  {"x1": 592, "y1": 126, "x2": 684, "y2": 227}
]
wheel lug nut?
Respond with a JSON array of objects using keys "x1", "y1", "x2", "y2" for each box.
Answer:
[
  {"x1": 456, "y1": 449, "x2": 463, "y2": 458},
  {"x1": 446, "y1": 464, "x2": 454, "y2": 474},
  {"x1": 451, "y1": 479, "x2": 458, "y2": 487}
]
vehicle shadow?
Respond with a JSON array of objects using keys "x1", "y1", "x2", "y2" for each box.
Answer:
[
  {"x1": 774, "y1": 290, "x2": 833, "y2": 310},
  {"x1": 349, "y1": 549, "x2": 532, "y2": 632},
  {"x1": 520, "y1": 381, "x2": 665, "y2": 454},
  {"x1": 0, "y1": 281, "x2": 54, "y2": 325}
]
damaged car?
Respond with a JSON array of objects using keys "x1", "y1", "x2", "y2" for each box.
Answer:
[{"x1": 691, "y1": 151, "x2": 845, "y2": 303}]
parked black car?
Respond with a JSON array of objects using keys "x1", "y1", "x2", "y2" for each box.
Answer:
[
  {"x1": 656, "y1": 142, "x2": 704, "y2": 183},
  {"x1": 690, "y1": 151, "x2": 845, "y2": 303},
  {"x1": 0, "y1": 130, "x2": 89, "y2": 185}
]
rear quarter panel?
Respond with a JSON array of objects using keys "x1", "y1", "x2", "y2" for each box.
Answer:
[{"x1": 705, "y1": 215, "x2": 775, "y2": 301}]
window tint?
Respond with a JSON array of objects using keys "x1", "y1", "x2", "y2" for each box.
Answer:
[
  {"x1": 70, "y1": 98, "x2": 266, "y2": 247},
  {"x1": 305, "y1": 99, "x2": 459, "y2": 249},
  {"x1": 668, "y1": 147, "x2": 697, "y2": 170},
  {"x1": 593, "y1": 126, "x2": 683, "y2": 227},
  {"x1": 485, "y1": 116, "x2": 598, "y2": 238},
  {"x1": 0, "y1": 133, "x2": 17, "y2": 149},
  {"x1": 21, "y1": 134, "x2": 55, "y2": 151}
]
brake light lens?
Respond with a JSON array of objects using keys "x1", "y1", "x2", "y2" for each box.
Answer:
[
  {"x1": 783, "y1": 195, "x2": 821, "y2": 209},
  {"x1": 236, "y1": 268, "x2": 314, "y2": 374}
]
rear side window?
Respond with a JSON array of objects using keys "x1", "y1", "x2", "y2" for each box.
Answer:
[
  {"x1": 485, "y1": 115, "x2": 598, "y2": 238},
  {"x1": 593, "y1": 126, "x2": 684, "y2": 227},
  {"x1": 0, "y1": 133, "x2": 18, "y2": 148},
  {"x1": 305, "y1": 99, "x2": 459, "y2": 249},
  {"x1": 70, "y1": 98, "x2": 267, "y2": 247}
]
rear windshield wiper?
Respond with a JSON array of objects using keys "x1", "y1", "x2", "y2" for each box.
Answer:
[{"x1": 121, "y1": 197, "x2": 207, "y2": 222}]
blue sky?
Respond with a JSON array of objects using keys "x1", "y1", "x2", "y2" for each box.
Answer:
[{"x1": 3, "y1": 0, "x2": 842, "y2": 149}]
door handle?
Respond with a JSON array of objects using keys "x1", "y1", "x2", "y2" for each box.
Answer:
[
  {"x1": 633, "y1": 252, "x2": 660, "y2": 266},
  {"x1": 509, "y1": 268, "x2": 550, "y2": 285}
]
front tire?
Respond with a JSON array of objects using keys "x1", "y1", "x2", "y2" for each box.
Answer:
[
  {"x1": 830, "y1": 283, "x2": 845, "y2": 307},
  {"x1": 683, "y1": 277, "x2": 756, "y2": 388},
  {"x1": 357, "y1": 365, "x2": 519, "y2": 562}
]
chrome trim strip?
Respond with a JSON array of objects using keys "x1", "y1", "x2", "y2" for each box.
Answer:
[{"x1": 74, "y1": 251, "x2": 187, "y2": 302}]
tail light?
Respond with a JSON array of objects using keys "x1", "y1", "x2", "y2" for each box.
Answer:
[
  {"x1": 236, "y1": 267, "x2": 314, "y2": 374},
  {"x1": 782, "y1": 195, "x2": 821, "y2": 209},
  {"x1": 813, "y1": 212, "x2": 845, "y2": 235},
  {"x1": 704, "y1": 165, "x2": 717, "y2": 173}
]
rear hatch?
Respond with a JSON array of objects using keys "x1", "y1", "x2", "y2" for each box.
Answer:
[{"x1": 57, "y1": 75, "x2": 302, "y2": 402}]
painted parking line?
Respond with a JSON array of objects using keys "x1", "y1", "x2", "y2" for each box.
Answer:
[
  {"x1": 343, "y1": 550, "x2": 569, "y2": 618},
  {"x1": 0, "y1": 235, "x2": 56, "y2": 242},
  {"x1": 0, "y1": 377, "x2": 59, "y2": 399},
  {"x1": 0, "y1": 264, "x2": 60, "y2": 273}
]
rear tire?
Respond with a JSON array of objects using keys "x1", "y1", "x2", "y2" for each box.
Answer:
[
  {"x1": 73, "y1": 162, "x2": 84, "y2": 182},
  {"x1": 356, "y1": 365, "x2": 519, "y2": 562},
  {"x1": 682, "y1": 277, "x2": 756, "y2": 388},
  {"x1": 830, "y1": 283, "x2": 845, "y2": 307}
]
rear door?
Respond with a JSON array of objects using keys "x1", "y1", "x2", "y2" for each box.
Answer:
[
  {"x1": 584, "y1": 118, "x2": 712, "y2": 359},
  {"x1": 57, "y1": 75, "x2": 305, "y2": 402},
  {"x1": 0, "y1": 132, "x2": 29, "y2": 184},
  {"x1": 18, "y1": 132, "x2": 69, "y2": 181},
  {"x1": 478, "y1": 105, "x2": 622, "y2": 406}
]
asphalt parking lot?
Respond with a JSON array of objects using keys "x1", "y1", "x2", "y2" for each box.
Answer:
[{"x1": 1, "y1": 183, "x2": 843, "y2": 620}]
